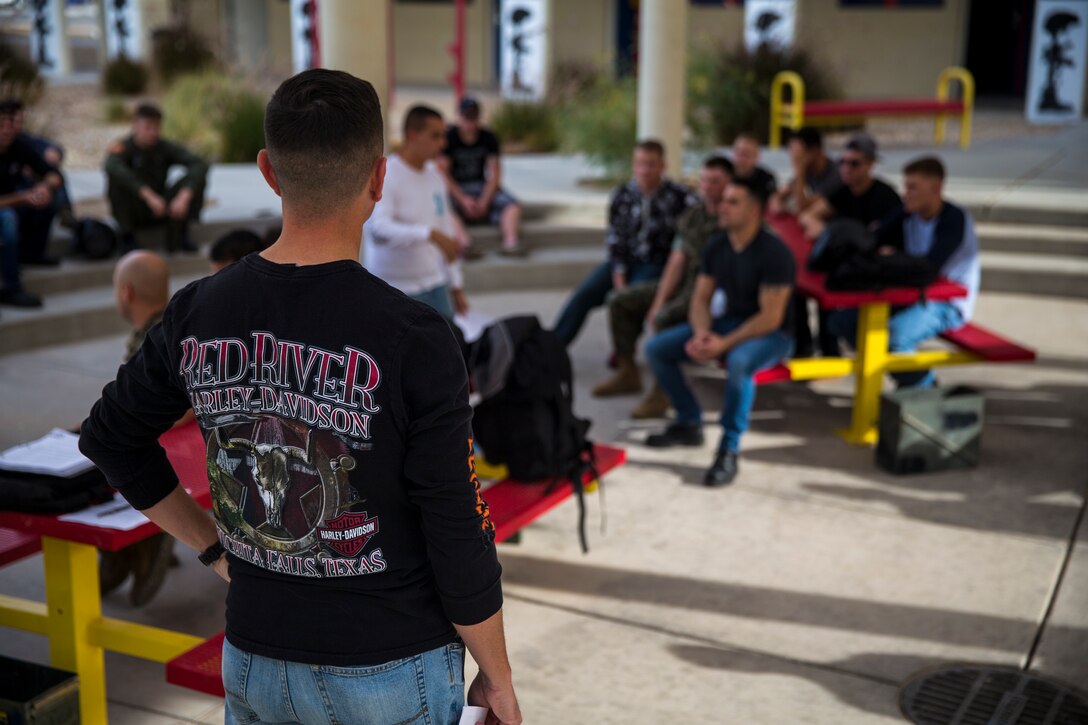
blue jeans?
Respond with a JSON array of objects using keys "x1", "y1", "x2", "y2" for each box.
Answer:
[
  {"x1": 412, "y1": 284, "x2": 455, "y2": 320},
  {"x1": 554, "y1": 260, "x2": 663, "y2": 345},
  {"x1": 827, "y1": 302, "x2": 964, "y2": 388},
  {"x1": 645, "y1": 317, "x2": 794, "y2": 454},
  {"x1": 222, "y1": 638, "x2": 466, "y2": 725},
  {"x1": 0, "y1": 208, "x2": 22, "y2": 292}
]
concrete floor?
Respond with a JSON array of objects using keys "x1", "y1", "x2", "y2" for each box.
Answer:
[{"x1": 0, "y1": 287, "x2": 1085, "y2": 724}]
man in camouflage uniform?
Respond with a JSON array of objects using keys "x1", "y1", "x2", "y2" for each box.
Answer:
[
  {"x1": 104, "y1": 103, "x2": 208, "y2": 253},
  {"x1": 592, "y1": 156, "x2": 733, "y2": 419},
  {"x1": 99, "y1": 250, "x2": 181, "y2": 606}
]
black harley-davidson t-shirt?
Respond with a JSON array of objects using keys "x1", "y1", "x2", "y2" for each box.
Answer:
[{"x1": 80, "y1": 254, "x2": 502, "y2": 666}]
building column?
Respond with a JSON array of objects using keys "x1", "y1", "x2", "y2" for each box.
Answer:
[
  {"x1": 636, "y1": 0, "x2": 687, "y2": 178},
  {"x1": 318, "y1": 0, "x2": 392, "y2": 143}
]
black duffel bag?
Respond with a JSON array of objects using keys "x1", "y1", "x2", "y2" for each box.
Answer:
[{"x1": 0, "y1": 467, "x2": 114, "y2": 514}]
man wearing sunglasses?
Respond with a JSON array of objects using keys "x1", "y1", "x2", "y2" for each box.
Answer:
[{"x1": 800, "y1": 133, "x2": 902, "y2": 238}]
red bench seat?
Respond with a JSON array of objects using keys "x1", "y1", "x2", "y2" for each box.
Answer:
[
  {"x1": 0, "y1": 527, "x2": 40, "y2": 567},
  {"x1": 939, "y1": 323, "x2": 1037, "y2": 363},
  {"x1": 804, "y1": 99, "x2": 965, "y2": 117}
]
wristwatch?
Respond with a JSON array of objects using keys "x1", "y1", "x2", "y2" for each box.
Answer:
[{"x1": 198, "y1": 541, "x2": 226, "y2": 566}]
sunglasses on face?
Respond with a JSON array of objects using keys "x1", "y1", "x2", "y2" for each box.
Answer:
[{"x1": 839, "y1": 158, "x2": 866, "y2": 168}]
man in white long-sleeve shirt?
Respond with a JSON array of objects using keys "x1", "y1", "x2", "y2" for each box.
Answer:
[{"x1": 363, "y1": 105, "x2": 470, "y2": 319}]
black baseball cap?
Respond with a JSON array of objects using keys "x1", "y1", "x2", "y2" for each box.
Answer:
[
  {"x1": 844, "y1": 132, "x2": 878, "y2": 160},
  {"x1": 459, "y1": 96, "x2": 481, "y2": 120}
]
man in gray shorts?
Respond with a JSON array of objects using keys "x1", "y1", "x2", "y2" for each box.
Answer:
[{"x1": 440, "y1": 97, "x2": 527, "y2": 256}]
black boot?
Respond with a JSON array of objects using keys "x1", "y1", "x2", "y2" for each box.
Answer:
[
  {"x1": 646, "y1": 423, "x2": 704, "y2": 448},
  {"x1": 704, "y1": 451, "x2": 739, "y2": 487}
]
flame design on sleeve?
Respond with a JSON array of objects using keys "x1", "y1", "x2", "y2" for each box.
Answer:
[{"x1": 467, "y1": 437, "x2": 495, "y2": 536}]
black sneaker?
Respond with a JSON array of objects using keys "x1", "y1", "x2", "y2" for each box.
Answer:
[
  {"x1": 646, "y1": 423, "x2": 704, "y2": 448},
  {"x1": 704, "y1": 451, "x2": 739, "y2": 487},
  {"x1": 0, "y1": 289, "x2": 43, "y2": 308}
]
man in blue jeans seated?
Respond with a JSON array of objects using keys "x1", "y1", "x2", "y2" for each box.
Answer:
[
  {"x1": 553, "y1": 139, "x2": 698, "y2": 346},
  {"x1": 827, "y1": 155, "x2": 979, "y2": 389},
  {"x1": 644, "y1": 176, "x2": 795, "y2": 487}
]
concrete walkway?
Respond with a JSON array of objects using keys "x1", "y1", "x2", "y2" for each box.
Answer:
[{"x1": 1, "y1": 125, "x2": 1086, "y2": 722}]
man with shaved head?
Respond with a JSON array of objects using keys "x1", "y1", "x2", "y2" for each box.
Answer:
[{"x1": 100, "y1": 250, "x2": 178, "y2": 606}]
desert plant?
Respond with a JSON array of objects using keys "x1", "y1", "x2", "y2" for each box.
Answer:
[
  {"x1": 163, "y1": 71, "x2": 265, "y2": 162},
  {"x1": 559, "y1": 75, "x2": 638, "y2": 177},
  {"x1": 151, "y1": 25, "x2": 216, "y2": 85},
  {"x1": 490, "y1": 102, "x2": 559, "y2": 153},
  {"x1": 219, "y1": 93, "x2": 265, "y2": 163},
  {"x1": 102, "y1": 56, "x2": 149, "y2": 96},
  {"x1": 0, "y1": 40, "x2": 45, "y2": 105},
  {"x1": 687, "y1": 43, "x2": 842, "y2": 147},
  {"x1": 103, "y1": 95, "x2": 131, "y2": 123}
]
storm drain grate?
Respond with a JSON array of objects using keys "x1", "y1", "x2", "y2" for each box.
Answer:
[{"x1": 899, "y1": 665, "x2": 1088, "y2": 725}]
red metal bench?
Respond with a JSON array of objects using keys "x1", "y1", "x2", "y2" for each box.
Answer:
[
  {"x1": 769, "y1": 67, "x2": 975, "y2": 150},
  {"x1": 0, "y1": 527, "x2": 40, "y2": 567},
  {"x1": 166, "y1": 443, "x2": 627, "y2": 698}
]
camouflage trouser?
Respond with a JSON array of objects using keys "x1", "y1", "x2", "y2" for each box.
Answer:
[
  {"x1": 107, "y1": 176, "x2": 206, "y2": 237},
  {"x1": 608, "y1": 281, "x2": 691, "y2": 358}
]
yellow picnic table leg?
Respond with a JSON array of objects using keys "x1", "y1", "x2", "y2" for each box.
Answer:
[
  {"x1": 839, "y1": 302, "x2": 889, "y2": 446},
  {"x1": 42, "y1": 536, "x2": 108, "y2": 725}
]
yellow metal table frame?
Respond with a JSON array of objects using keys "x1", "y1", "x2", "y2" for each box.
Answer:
[
  {"x1": 0, "y1": 537, "x2": 204, "y2": 725},
  {"x1": 783, "y1": 301, "x2": 981, "y2": 446}
]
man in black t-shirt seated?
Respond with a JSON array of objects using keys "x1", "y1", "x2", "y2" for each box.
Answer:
[
  {"x1": 729, "y1": 132, "x2": 777, "y2": 200},
  {"x1": 800, "y1": 132, "x2": 902, "y2": 238},
  {"x1": 794, "y1": 133, "x2": 903, "y2": 357},
  {"x1": 643, "y1": 177, "x2": 795, "y2": 487},
  {"x1": 439, "y1": 97, "x2": 526, "y2": 256}
]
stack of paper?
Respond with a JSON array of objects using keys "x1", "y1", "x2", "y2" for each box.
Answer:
[{"x1": 0, "y1": 428, "x2": 96, "y2": 478}]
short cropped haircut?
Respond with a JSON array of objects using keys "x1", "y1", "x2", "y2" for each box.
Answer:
[
  {"x1": 134, "y1": 103, "x2": 163, "y2": 121},
  {"x1": 903, "y1": 156, "x2": 945, "y2": 181},
  {"x1": 403, "y1": 105, "x2": 443, "y2": 137},
  {"x1": 733, "y1": 132, "x2": 760, "y2": 146},
  {"x1": 730, "y1": 174, "x2": 770, "y2": 209},
  {"x1": 704, "y1": 155, "x2": 734, "y2": 178},
  {"x1": 209, "y1": 229, "x2": 266, "y2": 265},
  {"x1": 635, "y1": 139, "x2": 666, "y2": 158},
  {"x1": 789, "y1": 127, "x2": 822, "y2": 150},
  {"x1": 0, "y1": 99, "x2": 24, "y2": 116},
  {"x1": 264, "y1": 69, "x2": 384, "y2": 217}
]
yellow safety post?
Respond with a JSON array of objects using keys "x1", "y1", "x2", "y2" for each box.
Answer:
[
  {"x1": 840, "y1": 303, "x2": 890, "y2": 446},
  {"x1": 42, "y1": 537, "x2": 107, "y2": 725},
  {"x1": 770, "y1": 71, "x2": 805, "y2": 149},
  {"x1": 936, "y1": 66, "x2": 975, "y2": 149}
]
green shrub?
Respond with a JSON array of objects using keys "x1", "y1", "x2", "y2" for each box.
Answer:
[
  {"x1": 102, "y1": 56, "x2": 149, "y2": 96},
  {"x1": 0, "y1": 40, "x2": 45, "y2": 105},
  {"x1": 687, "y1": 43, "x2": 841, "y2": 147},
  {"x1": 163, "y1": 71, "x2": 265, "y2": 162},
  {"x1": 151, "y1": 26, "x2": 217, "y2": 85},
  {"x1": 490, "y1": 102, "x2": 559, "y2": 153},
  {"x1": 559, "y1": 76, "x2": 638, "y2": 177},
  {"x1": 219, "y1": 93, "x2": 265, "y2": 163},
  {"x1": 103, "y1": 95, "x2": 131, "y2": 123}
]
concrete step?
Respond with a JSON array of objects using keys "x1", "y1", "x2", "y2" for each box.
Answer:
[
  {"x1": 22, "y1": 252, "x2": 210, "y2": 297},
  {"x1": 976, "y1": 223, "x2": 1088, "y2": 257},
  {"x1": 4, "y1": 245, "x2": 1084, "y2": 357},
  {"x1": 463, "y1": 222, "x2": 602, "y2": 252},
  {"x1": 979, "y1": 251, "x2": 1088, "y2": 300},
  {"x1": 965, "y1": 203, "x2": 1088, "y2": 229},
  {"x1": 0, "y1": 274, "x2": 205, "y2": 356}
]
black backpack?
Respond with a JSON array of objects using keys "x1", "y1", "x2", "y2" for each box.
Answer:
[
  {"x1": 468, "y1": 315, "x2": 600, "y2": 552},
  {"x1": 72, "y1": 218, "x2": 118, "y2": 260},
  {"x1": 0, "y1": 467, "x2": 114, "y2": 514},
  {"x1": 810, "y1": 219, "x2": 936, "y2": 292}
]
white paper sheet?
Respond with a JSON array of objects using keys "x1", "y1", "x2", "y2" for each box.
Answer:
[
  {"x1": 57, "y1": 494, "x2": 150, "y2": 531},
  {"x1": 0, "y1": 428, "x2": 95, "y2": 477},
  {"x1": 459, "y1": 706, "x2": 489, "y2": 725},
  {"x1": 454, "y1": 310, "x2": 495, "y2": 344}
]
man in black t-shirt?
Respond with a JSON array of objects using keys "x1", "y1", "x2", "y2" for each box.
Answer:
[
  {"x1": 800, "y1": 133, "x2": 902, "y2": 238},
  {"x1": 440, "y1": 97, "x2": 526, "y2": 256},
  {"x1": 80, "y1": 71, "x2": 521, "y2": 725},
  {"x1": 643, "y1": 176, "x2": 795, "y2": 487},
  {"x1": 793, "y1": 133, "x2": 902, "y2": 358}
]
